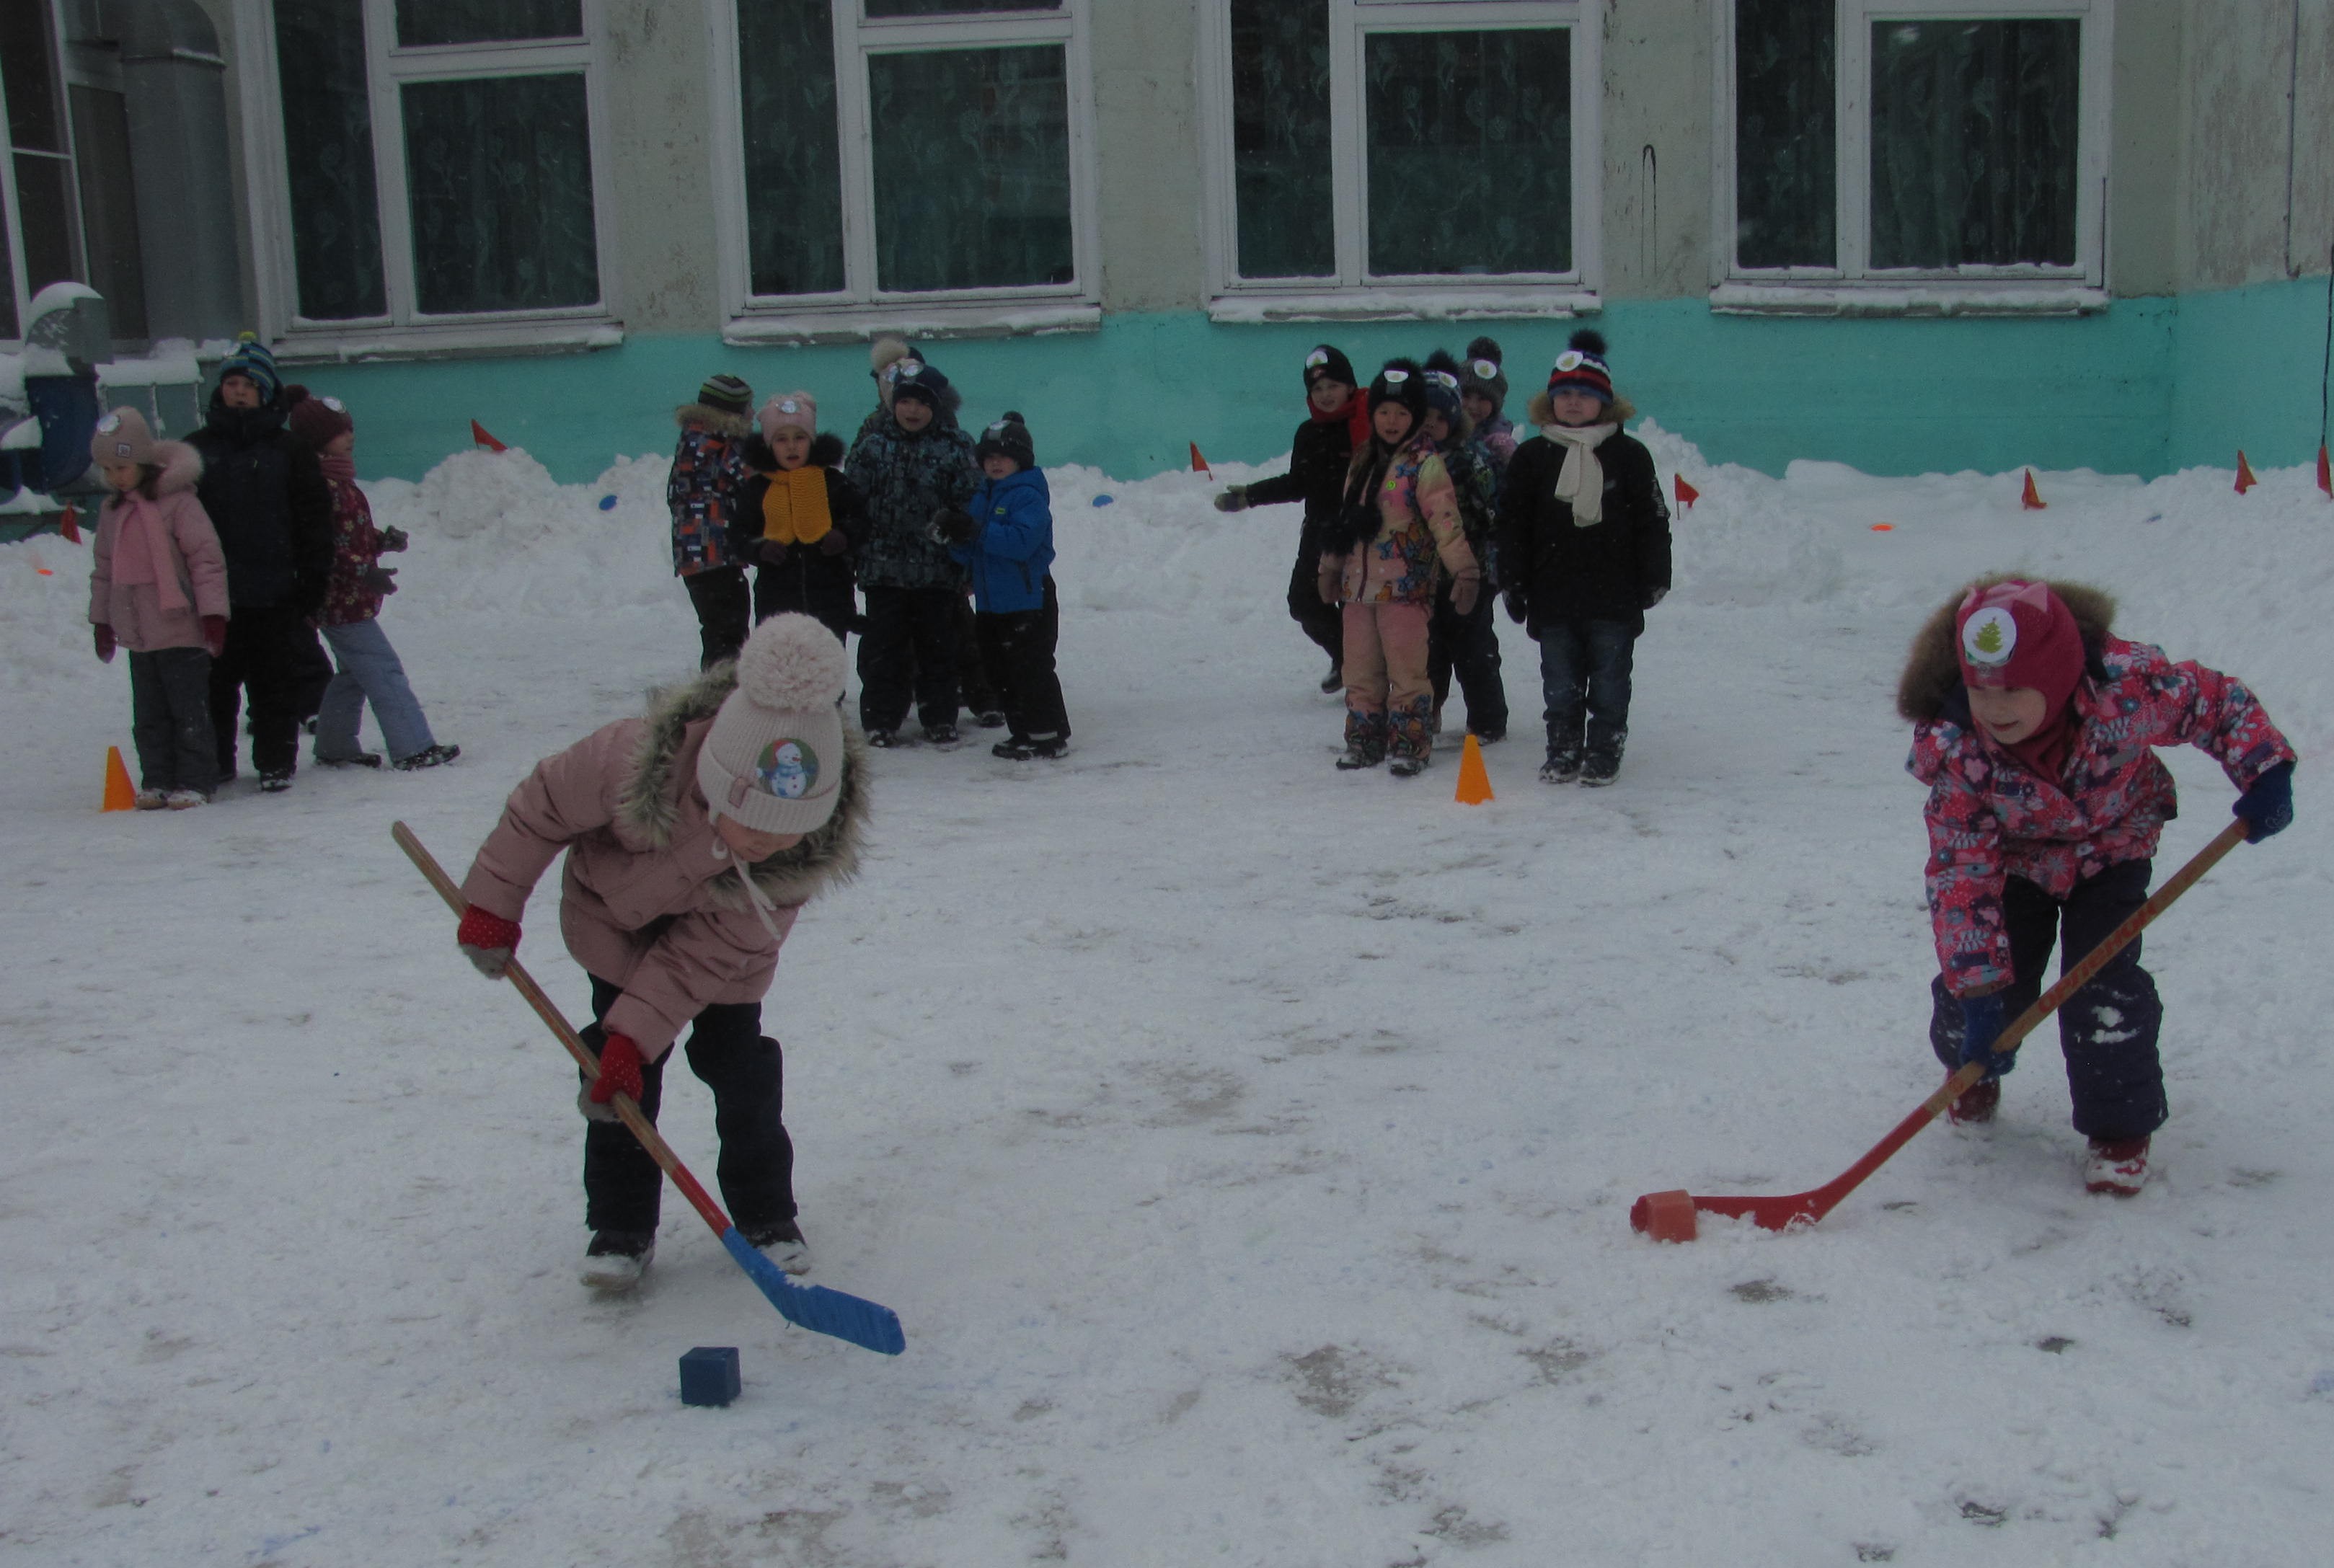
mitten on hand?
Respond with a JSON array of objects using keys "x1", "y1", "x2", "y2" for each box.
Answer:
[
  {"x1": 1956, "y1": 989, "x2": 2014, "y2": 1081},
  {"x1": 200, "y1": 615, "x2": 227, "y2": 658},
  {"x1": 1643, "y1": 585, "x2": 1669, "y2": 609},
  {"x1": 1448, "y1": 568, "x2": 1482, "y2": 617},
  {"x1": 580, "y1": 1032, "x2": 645, "y2": 1120},
  {"x1": 1502, "y1": 588, "x2": 1529, "y2": 626},
  {"x1": 379, "y1": 526, "x2": 410, "y2": 554},
  {"x1": 757, "y1": 538, "x2": 793, "y2": 566},
  {"x1": 817, "y1": 526, "x2": 850, "y2": 557},
  {"x1": 936, "y1": 508, "x2": 978, "y2": 545},
  {"x1": 2234, "y1": 760, "x2": 2294, "y2": 843},
  {"x1": 1213, "y1": 487, "x2": 1249, "y2": 514},
  {"x1": 456, "y1": 905, "x2": 521, "y2": 978},
  {"x1": 1316, "y1": 554, "x2": 1344, "y2": 607},
  {"x1": 93, "y1": 623, "x2": 116, "y2": 663},
  {"x1": 361, "y1": 565, "x2": 399, "y2": 595}
]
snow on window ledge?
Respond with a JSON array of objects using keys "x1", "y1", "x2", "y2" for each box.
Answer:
[
  {"x1": 273, "y1": 322, "x2": 626, "y2": 365},
  {"x1": 721, "y1": 301, "x2": 1101, "y2": 347},
  {"x1": 1709, "y1": 283, "x2": 2110, "y2": 318},
  {"x1": 1208, "y1": 288, "x2": 1601, "y2": 324}
]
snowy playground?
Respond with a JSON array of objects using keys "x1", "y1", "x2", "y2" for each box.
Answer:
[{"x1": 2, "y1": 430, "x2": 2330, "y2": 1567}]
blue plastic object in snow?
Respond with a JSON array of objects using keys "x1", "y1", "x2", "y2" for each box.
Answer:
[
  {"x1": 598, "y1": 494, "x2": 617, "y2": 510},
  {"x1": 679, "y1": 1346, "x2": 741, "y2": 1407},
  {"x1": 25, "y1": 376, "x2": 100, "y2": 492},
  {"x1": 1091, "y1": 494, "x2": 1113, "y2": 506}
]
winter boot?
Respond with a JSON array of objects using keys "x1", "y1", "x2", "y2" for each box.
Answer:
[
  {"x1": 258, "y1": 768, "x2": 295, "y2": 794},
  {"x1": 318, "y1": 751, "x2": 383, "y2": 769},
  {"x1": 164, "y1": 789, "x2": 208, "y2": 810},
  {"x1": 580, "y1": 1228, "x2": 655, "y2": 1290},
  {"x1": 1946, "y1": 1077, "x2": 2000, "y2": 1126},
  {"x1": 392, "y1": 743, "x2": 461, "y2": 771},
  {"x1": 1335, "y1": 745, "x2": 1382, "y2": 771},
  {"x1": 865, "y1": 728, "x2": 901, "y2": 748},
  {"x1": 1319, "y1": 660, "x2": 1343, "y2": 694},
  {"x1": 1387, "y1": 752, "x2": 1428, "y2": 778},
  {"x1": 924, "y1": 722, "x2": 961, "y2": 748},
  {"x1": 973, "y1": 708, "x2": 1007, "y2": 729},
  {"x1": 744, "y1": 1219, "x2": 813, "y2": 1277},
  {"x1": 1539, "y1": 749, "x2": 1582, "y2": 784},
  {"x1": 2084, "y1": 1136, "x2": 2151, "y2": 1197},
  {"x1": 1579, "y1": 750, "x2": 1622, "y2": 787},
  {"x1": 134, "y1": 788, "x2": 168, "y2": 810}
]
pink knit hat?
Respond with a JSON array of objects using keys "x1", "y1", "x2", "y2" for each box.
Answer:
[
  {"x1": 697, "y1": 614, "x2": 849, "y2": 836},
  {"x1": 90, "y1": 407, "x2": 159, "y2": 468},
  {"x1": 759, "y1": 391, "x2": 817, "y2": 442}
]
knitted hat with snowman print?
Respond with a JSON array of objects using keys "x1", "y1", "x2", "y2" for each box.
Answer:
[{"x1": 697, "y1": 614, "x2": 849, "y2": 836}]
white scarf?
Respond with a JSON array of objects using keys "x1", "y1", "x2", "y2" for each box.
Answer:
[{"x1": 1542, "y1": 421, "x2": 1618, "y2": 526}]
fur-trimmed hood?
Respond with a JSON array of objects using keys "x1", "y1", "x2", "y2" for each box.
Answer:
[
  {"x1": 1525, "y1": 391, "x2": 1638, "y2": 428},
  {"x1": 119, "y1": 440, "x2": 204, "y2": 502},
  {"x1": 1897, "y1": 577, "x2": 2118, "y2": 723},
  {"x1": 674, "y1": 403, "x2": 754, "y2": 440},
  {"x1": 615, "y1": 664, "x2": 867, "y2": 908}
]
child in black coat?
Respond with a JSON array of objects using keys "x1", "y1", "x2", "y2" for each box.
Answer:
[{"x1": 729, "y1": 392, "x2": 862, "y2": 645}]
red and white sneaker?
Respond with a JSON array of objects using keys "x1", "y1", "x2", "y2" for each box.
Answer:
[
  {"x1": 1946, "y1": 1078, "x2": 2000, "y2": 1126},
  {"x1": 2084, "y1": 1136, "x2": 2151, "y2": 1197}
]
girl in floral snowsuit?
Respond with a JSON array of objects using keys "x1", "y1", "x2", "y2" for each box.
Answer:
[
  {"x1": 1897, "y1": 577, "x2": 2295, "y2": 1197},
  {"x1": 1316, "y1": 359, "x2": 1481, "y2": 776}
]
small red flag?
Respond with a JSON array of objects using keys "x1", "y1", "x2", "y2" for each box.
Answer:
[
  {"x1": 2317, "y1": 443, "x2": 2330, "y2": 498},
  {"x1": 58, "y1": 502, "x2": 80, "y2": 544},
  {"x1": 472, "y1": 420, "x2": 508, "y2": 453},
  {"x1": 1672, "y1": 474, "x2": 1699, "y2": 509},
  {"x1": 1189, "y1": 441, "x2": 1211, "y2": 477},
  {"x1": 2234, "y1": 450, "x2": 2257, "y2": 494},
  {"x1": 2020, "y1": 469, "x2": 2047, "y2": 510}
]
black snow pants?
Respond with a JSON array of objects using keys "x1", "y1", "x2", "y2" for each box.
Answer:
[
  {"x1": 858, "y1": 584, "x2": 960, "y2": 734},
  {"x1": 1428, "y1": 585, "x2": 1508, "y2": 738},
  {"x1": 129, "y1": 647, "x2": 220, "y2": 797},
  {"x1": 1927, "y1": 858, "x2": 2166, "y2": 1142},
  {"x1": 1285, "y1": 523, "x2": 1344, "y2": 666},
  {"x1": 684, "y1": 565, "x2": 751, "y2": 670},
  {"x1": 209, "y1": 603, "x2": 328, "y2": 779},
  {"x1": 975, "y1": 577, "x2": 1071, "y2": 746},
  {"x1": 580, "y1": 975, "x2": 797, "y2": 1235}
]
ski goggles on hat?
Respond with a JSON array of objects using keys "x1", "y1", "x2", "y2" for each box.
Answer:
[
  {"x1": 1425, "y1": 370, "x2": 1460, "y2": 392},
  {"x1": 1552, "y1": 349, "x2": 1596, "y2": 373},
  {"x1": 777, "y1": 399, "x2": 803, "y2": 414},
  {"x1": 1304, "y1": 348, "x2": 1331, "y2": 370},
  {"x1": 1377, "y1": 366, "x2": 1411, "y2": 385},
  {"x1": 322, "y1": 397, "x2": 345, "y2": 412},
  {"x1": 1470, "y1": 358, "x2": 1499, "y2": 381}
]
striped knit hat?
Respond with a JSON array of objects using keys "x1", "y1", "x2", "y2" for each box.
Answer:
[
  {"x1": 218, "y1": 333, "x2": 281, "y2": 404},
  {"x1": 1546, "y1": 329, "x2": 1613, "y2": 403}
]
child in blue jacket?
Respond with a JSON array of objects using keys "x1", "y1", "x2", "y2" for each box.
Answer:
[{"x1": 940, "y1": 413, "x2": 1071, "y2": 759}]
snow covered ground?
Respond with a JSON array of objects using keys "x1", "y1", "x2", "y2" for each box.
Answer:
[{"x1": 2, "y1": 430, "x2": 2330, "y2": 1567}]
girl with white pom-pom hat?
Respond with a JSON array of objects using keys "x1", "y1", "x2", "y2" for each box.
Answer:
[{"x1": 454, "y1": 614, "x2": 867, "y2": 1290}]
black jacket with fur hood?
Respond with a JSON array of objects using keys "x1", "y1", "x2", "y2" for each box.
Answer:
[{"x1": 1496, "y1": 392, "x2": 1670, "y2": 636}]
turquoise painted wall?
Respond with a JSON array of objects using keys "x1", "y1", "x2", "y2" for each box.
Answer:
[{"x1": 307, "y1": 279, "x2": 2325, "y2": 487}]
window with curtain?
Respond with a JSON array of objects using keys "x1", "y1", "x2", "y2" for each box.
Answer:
[
  {"x1": 1, "y1": 0, "x2": 81, "y2": 327},
  {"x1": 1229, "y1": 0, "x2": 1333, "y2": 280},
  {"x1": 262, "y1": 0, "x2": 608, "y2": 332},
  {"x1": 721, "y1": 0, "x2": 1090, "y2": 314},
  {"x1": 1727, "y1": 1, "x2": 2099, "y2": 285}
]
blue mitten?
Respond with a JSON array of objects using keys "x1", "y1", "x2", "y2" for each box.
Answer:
[
  {"x1": 2234, "y1": 761, "x2": 2293, "y2": 843},
  {"x1": 1957, "y1": 991, "x2": 2014, "y2": 1081}
]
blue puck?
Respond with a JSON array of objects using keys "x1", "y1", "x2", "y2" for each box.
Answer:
[
  {"x1": 598, "y1": 494, "x2": 618, "y2": 510},
  {"x1": 679, "y1": 1345, "x2": 741, "y2": 1407},
  {"x1": 1091, "y1": 494, "x2": 1114, "y2": 507}
]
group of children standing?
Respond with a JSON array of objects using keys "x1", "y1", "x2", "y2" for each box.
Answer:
[
  {"x1": 87, "y1": 338, "x2": 455, "y2": 810},
  {"x1": 665, "y1": 340, "x2": 1071, "y2": 761},
  {"x1": 1219, "y1": 329, "x2": 1669, "y2": 785}
]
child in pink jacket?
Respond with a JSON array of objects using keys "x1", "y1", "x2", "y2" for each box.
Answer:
[
  {"x1": 87, "y1": 408, "x2": 231, "y2": 808},
  {"x1": 454, "y1": 615, "x2": 865, "y2": 1290}
]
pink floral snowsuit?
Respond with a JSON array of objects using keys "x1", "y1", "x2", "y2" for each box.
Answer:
[{"x1": 1330, "y1": 434, "x2": 1477, "y2": 762}]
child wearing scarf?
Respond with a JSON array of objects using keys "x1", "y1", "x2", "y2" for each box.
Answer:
[
  {"x1": 730, "y1": 391, "x2": 862, "y2": 645},
  {"x1": 1213, "y1": 343, "x2": 1370, "y2": 694},
  {"x1": 1315, "y1": 358, "x2": 1480, "y2": 777},
  {"x1": 285, "y1": 389, "x2": 458, "y2": 771},
  {"x1": 1495, "y1": 329, "x2": 1671, "y2": 787},
  {"x1": 1898, "y1": 577, "x2": 2295, "y2": 1195},
  {"x1": 87, "y1": 408, "x2": 231, "y2": 808}
]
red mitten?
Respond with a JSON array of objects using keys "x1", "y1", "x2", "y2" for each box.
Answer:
[
  {"x1": 587, "y1": 1032, "x2": 645, "y2": 1107},
  {"x1": 93, "y1": 624, "x2": 116, "y2": 663},
  {"x1": 456, "y1": 905, "x2": 521, "y2": 978},
  {"x1": 200, "y1": 615, "x2": 228, "y2": 658}
]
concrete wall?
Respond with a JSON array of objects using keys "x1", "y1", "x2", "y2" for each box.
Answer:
[
  {"x1": 602, "y1": 0, "x2": 720, "y2": 332},
  {"x1": 1092, "y1": 1, "x2": 1206, "y2": 311},
  {"x1": 1600, "y1": 0, "x2": 1713, "y2": 298}
]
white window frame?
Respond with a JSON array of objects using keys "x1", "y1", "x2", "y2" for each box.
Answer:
[
  {"x1": 708, "y1": 0, "x2": 1100, "y2": 345},
  {"x1": 1711, "y1": 0, "x2": 2113, "y2": 316},
  {"x1": 0, "y1": 0, "x2": 89, "y2": 341},
  {"x1": 234, "y1": 0, "x2": 624, "y2": 360},
  {"x1": 1198, "y1": 0, "x2": 1599, "y2": 323}
]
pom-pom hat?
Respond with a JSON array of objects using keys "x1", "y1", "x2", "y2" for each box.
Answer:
[
  {"x1": 697, "y1": 615, "x2": 850, "y2": 836},
  {"x1": 1420, "y1": 350, "x2": 1467, "y2": 423},
  {"x1": 699, "y1": 374, "x2": 753, "y2": 417},
  {"x1": 1368, "y1": 358, "x2": 1430, "y2": 424},
  {"x1": 217, "y1": 333, "x2": 282, "y2": 404},
  {"x1": 1302, "y1": 343, "x2": 1358, "y2": 390},
  {"x1": 889, "y1": 358, "x2": 951, "y2": 412},
  {"x1": 976, "y1": 411, "x2": 1035, "y2": 469},
  {"x1": 1459, "y1": 336, "x2": 1508, "y2": 406},
  {"x1": 759, "y1": 391, "x2": 818, "y2": 441},
  {"x1": 1547, "y1": 329, "x2": 1613, "y2": 402},
  {"x1": 282, "y1": 384, "x2": 354, "y2": 451}
]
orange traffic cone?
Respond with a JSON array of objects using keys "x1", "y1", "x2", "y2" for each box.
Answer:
[
  {"x1": 1454, "y1": 733, "x2": 1494, "y2": 805},
  {"x1": 2234, "y1": 451, "x2": 2258, "y2": 494},
  {"x1": 1189, "y1": 441, "x2": 1211, "y2": 478},
  {"x1": 471, "y1": 420, "x2": 508, "y2": 453},
  {"x1": 1673, "y1": 474, "x2": 1699, "y2": 509},
  {"x1": 2317, "y1": 444, "x2": 2330, "y2": 498},
  {"x1": 2020, "y1": 469, "x2": 2046, "y2": 510},
  {"x1": 101, "y1": 746, "x2": 137, "y2": 812}
]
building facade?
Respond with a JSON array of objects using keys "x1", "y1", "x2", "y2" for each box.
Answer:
[{"x1": 4, "y1": 1, "x2": 2330, "y2": 483}]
